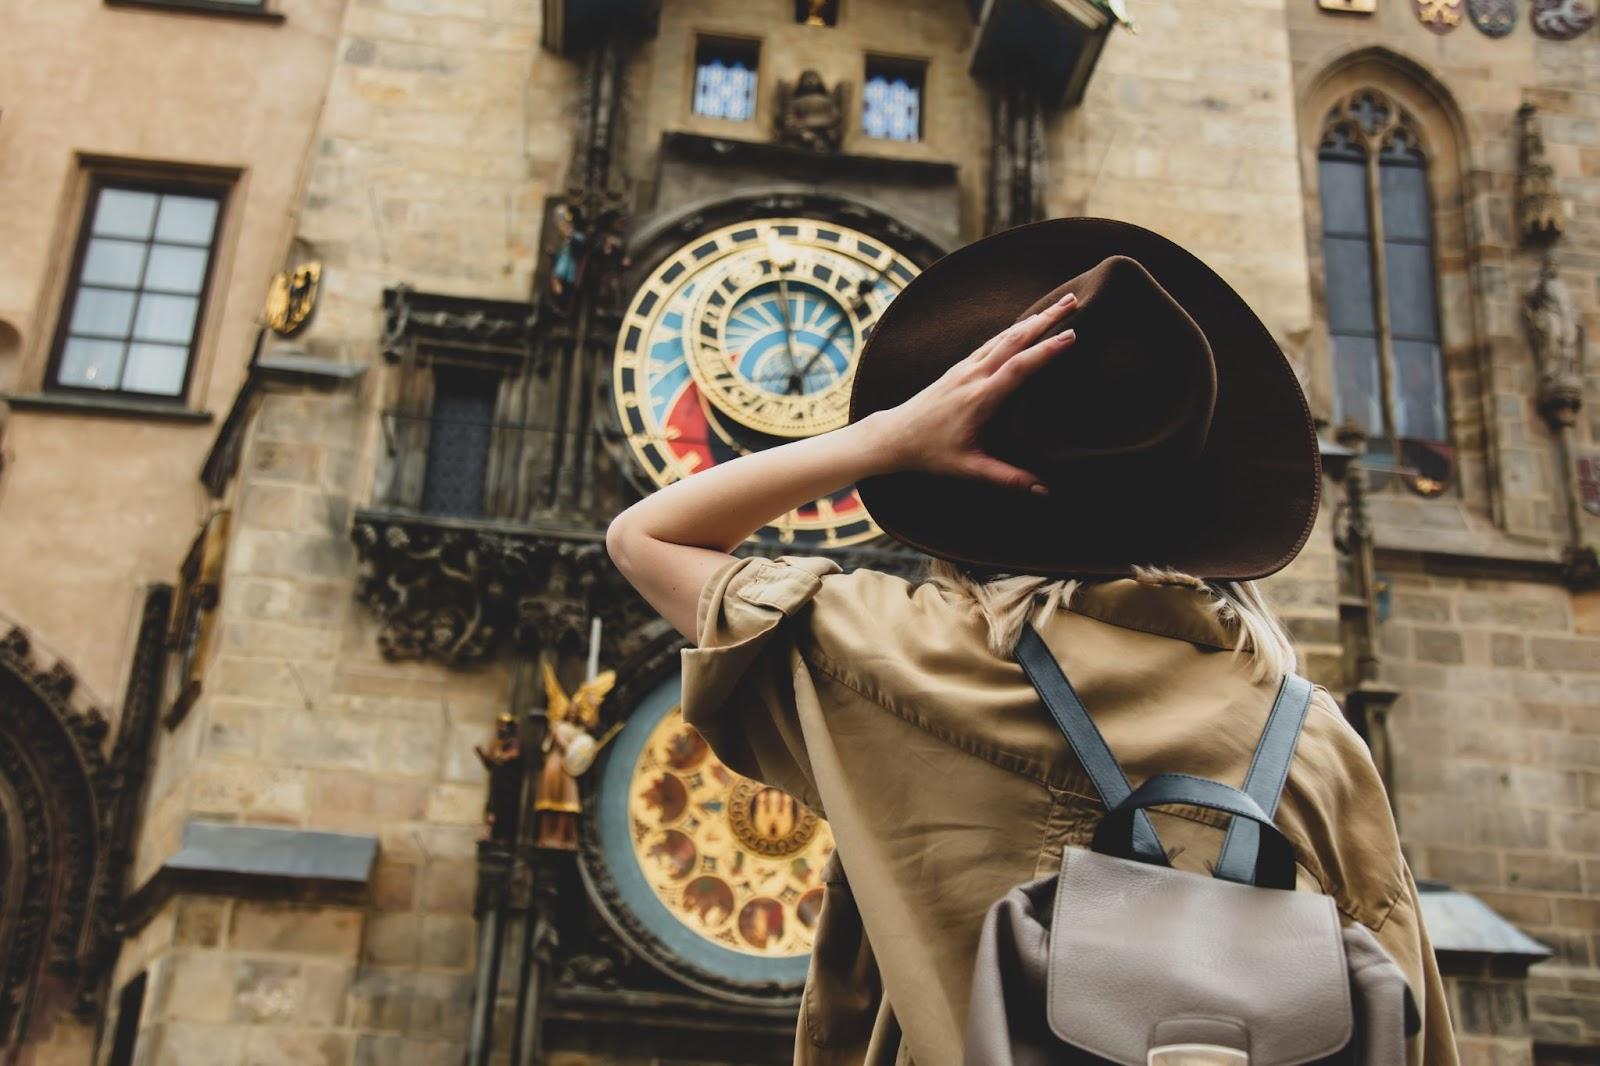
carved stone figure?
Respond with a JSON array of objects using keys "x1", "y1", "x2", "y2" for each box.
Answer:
[
  {"x1": 590, "y1": 211, "x2": 633, "y2": 319},
  {"x1": 774, "y1": 70, "x2": 848, "y2": 154},
  {"x1": 475, "y1": 713, "x2": 524, "y2": 844},
  {"x1": 546, "y1": 204, "x2": 589, "y2": 316},
  {"x1": 1524, "y1": 255, "x2": 1586, "y2": 430},
  {"x1": 536, "y1": 662, "x2": 616, "y2": 850},
  {"x1": 1517, "y1": 104, "x2": 1565, "y2": 246}
]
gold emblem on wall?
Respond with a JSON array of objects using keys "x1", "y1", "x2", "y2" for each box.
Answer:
[
  {"x1": 265, "y1": 262, "x2": 321, "y2": 336},
  {"x1": 1414, "y1": 0, "x2": 1465, "y2": 29},
  {"x1": 1318, "y1": 0, "x2": 1376, "y2": 14}
]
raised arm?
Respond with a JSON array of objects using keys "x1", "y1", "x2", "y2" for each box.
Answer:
[{"x1": 606, "y1": 290, "x2": 1079, "y2": 638}]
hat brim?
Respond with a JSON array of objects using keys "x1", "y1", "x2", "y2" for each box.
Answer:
[{"x1": 848, "y1": 217, "x2": 1321, "y2": 581}]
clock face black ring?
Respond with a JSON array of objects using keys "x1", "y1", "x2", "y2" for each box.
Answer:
[
  {"x1": 584, "y1": 672, "x2": 834, "y2": 1000},
  {"x1": 611, "y1": 217, "x2": 919, "y2": 547}
]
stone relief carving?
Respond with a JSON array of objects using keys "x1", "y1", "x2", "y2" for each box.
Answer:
[
  {"x1": 350, "y1": 514, "x2": 654, "y2": 668},
  {"x1": 0, "y1": 596, "x2": 173, "y2": 1052},
  {"x1": 774, "y1": 70, "x2": 848, "y2": 153},
  {"x1": 1516, "y1": 104, "x2": 1565, "y2": 246}
]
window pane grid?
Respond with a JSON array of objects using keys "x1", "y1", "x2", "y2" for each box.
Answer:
[
  {"x1": 55, "y1": 183, "x2": 220, "y2": 398},
  {"x1": 863, "y1": 61, "x2": 924, "y2": 142},
  {"x1": 692, "y1": 39, "x2": 759, "y2": 122}
]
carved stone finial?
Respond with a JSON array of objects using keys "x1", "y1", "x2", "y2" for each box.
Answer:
[
  {"x1": 1517, "y1": 103, "x2": 1565, "y2": 246},
  {"x1": 1523, "y1": 253, "x2": 1586, "y2": 430},
  {"x1": 774, "y1": 70, "x2": 848, "y2": 154}
]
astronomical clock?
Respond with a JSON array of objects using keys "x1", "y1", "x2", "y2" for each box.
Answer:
[
  {"x1": 590, "y1": 217, "x2": 920, "y2": 998},
  {"x1": 611, "y1": 217, "x2": 919, "y2": 548}
]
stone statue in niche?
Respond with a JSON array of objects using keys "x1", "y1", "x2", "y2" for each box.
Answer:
[
  {"x1": 546, "y1": 204, "x2": 589, "y2": 317},
  {"x1": 774, "y1": 70, "x2": 848, "y2": 153},
  {"x1": 590, "y1": 210, "x2": 633, "y2": 320},
  {"x1": 1523, "y1": 255, "x2": 1586, "y2": 430},
  {"x1": 475, "y1": 713, "x2": 524, "y2": 844}
]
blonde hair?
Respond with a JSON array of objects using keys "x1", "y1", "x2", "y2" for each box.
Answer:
[{"x1": 926, "y1": 560, "x2": 1298, "y2": 683}]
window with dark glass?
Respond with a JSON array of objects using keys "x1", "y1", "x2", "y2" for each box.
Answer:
[
  {"x1": 796, "y1": 0, "x2": 839, "y2": 25},
  {"x1": 1317, "y1": 89, "x2": 1449, "y2": 490},
  {"x1": 863, "y1": 55, "x2": 925, "y2": 143},
  {"x1": 420, "y1": 367, "x2": 498, "y2": 518},
  {"x1": 50, "y1": 180, "x2": 224, "y2": 400},
  {"x1": 692, "y1": 36, "x2": 760, "y2": 122}
]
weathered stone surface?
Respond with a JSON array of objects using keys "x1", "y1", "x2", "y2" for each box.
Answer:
[{"x1": 230, "y1": 902, "x2": 364, "y2": 957}]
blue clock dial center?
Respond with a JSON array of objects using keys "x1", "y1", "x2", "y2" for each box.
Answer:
[{"x1": 725, "y1": 280, "x2": 855, "y2": 396}]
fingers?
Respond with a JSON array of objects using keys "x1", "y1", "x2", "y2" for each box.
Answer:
[
  {"x1": 958, "y1": 453, "x2": 1050, "y2": 496},
  {"x1": 976, "y1": 326, "x2": 1077, "y2": 414},
  {"x1": 972, "y1": 291, "x2": 1078, "y2": 366}
]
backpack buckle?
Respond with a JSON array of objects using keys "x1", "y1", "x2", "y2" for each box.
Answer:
[{"x1": 1148, "y1": 1045, "x2": 1249, "y2": 1066}]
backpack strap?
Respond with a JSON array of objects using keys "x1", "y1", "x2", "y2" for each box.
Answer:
[
  {"x1": 1212, "y1": 673, "x2": 1314, "y2": 885},
  {"x1": 1014, "y1": 623, "x2": 1167, "y2": 869},
  {"x1": 1092, "y1": 773, "x2": 1300, "y2": 891}
]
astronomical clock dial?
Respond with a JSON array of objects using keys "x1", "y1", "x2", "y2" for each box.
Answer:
[
  {"x1": 591, "y1": 673, "x2": 833, "y2": 996},
  {"x1": 612, "y1": 218, "x2": 919, "y2": 547}
]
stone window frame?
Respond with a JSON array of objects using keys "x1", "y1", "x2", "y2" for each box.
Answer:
[
  {"x1": 1298, "y1": 53, "x2": 1487, "y2": 510},
  {"x1": 1317, "y1": 88, "x2": 1450, "y2": 486}
]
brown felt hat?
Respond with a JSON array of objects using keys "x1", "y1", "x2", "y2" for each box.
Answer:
[{"x1": 848, "y1": 217, "x2": 1321, "y2": 580}]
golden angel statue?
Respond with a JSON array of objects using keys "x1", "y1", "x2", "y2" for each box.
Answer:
[{"x1": 535, "y1": 662, "x2": 616, "y2": 850}]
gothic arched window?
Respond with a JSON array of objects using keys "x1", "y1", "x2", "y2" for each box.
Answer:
[{"x1": 1318, "y1": 89, "x2": 1450, "y2": 488}]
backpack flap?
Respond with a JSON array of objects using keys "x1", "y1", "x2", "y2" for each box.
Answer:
[{"x1": 1045, "y1": 848, "x2": 1353, "y2": 1066}]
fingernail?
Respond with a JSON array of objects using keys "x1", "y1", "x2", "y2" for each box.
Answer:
[
  {"x1": 1030, "y1": 483, "x2": 1049, "y2": 496},
  {"x1": 1057, "y1": 292, "x2": 1077, "y2": 307},
  {"x1": 1057, "y1": 328, "x2": 1076, "y2": 344}
]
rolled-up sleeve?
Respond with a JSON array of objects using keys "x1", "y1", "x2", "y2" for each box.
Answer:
[{"x1": 680, "y1": 555, "x2": 843, "y2": 812}]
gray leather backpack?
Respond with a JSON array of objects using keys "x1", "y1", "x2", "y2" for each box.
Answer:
[{"x1": 964, "y1": 624, "x2": 1419, "y2": 1066}]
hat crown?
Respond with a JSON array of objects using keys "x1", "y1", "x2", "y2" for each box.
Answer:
[{"x1": 986, "y1": 255, "x2": 1218, "y2": 478}]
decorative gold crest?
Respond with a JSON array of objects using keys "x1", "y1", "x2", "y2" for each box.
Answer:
[
  {"x1": 1319, "y1": 0, "x2": 1376, "y2": 13},
  {"x1": 265, "y1": 262, "x2": 321, "y2": 336},
  {"x1": 1414, "y1": 0, "x2": 1465, "y2": 30}
]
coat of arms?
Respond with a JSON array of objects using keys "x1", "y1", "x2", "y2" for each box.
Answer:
[
  {"x1": 1531, "y1": 0, "x2": 1595, "y2": 37},
  {"x1": 265, "y1": 262, "x2": 321, "y2": 336},
  {"x1": 1468, "y1": 0, "x2": 1517, "y2": 34},
  {"x1": 1414, "y1": 0, "x2": 1465, "y2": 31}
]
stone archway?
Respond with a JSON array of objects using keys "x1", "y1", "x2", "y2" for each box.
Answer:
[{"x1": 0, "y1": 624, "x2": 113, "y2": 1051}]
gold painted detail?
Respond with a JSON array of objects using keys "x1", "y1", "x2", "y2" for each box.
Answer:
[
  {"x1": 727, "y1": 779, "x2": 820, "y2": 857},
  {"x1": 265, "y1": 262, "x2": 321, "y2": 336},
  {"x1": 1318, "y1": 0, "x2": 1376, "y2": 12},
  {"x1": 628, "y1": 706, "x2": 833, "y2": 958}
]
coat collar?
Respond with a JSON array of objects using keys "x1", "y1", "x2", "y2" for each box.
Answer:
[{"x1": 1065, "y1": 579, "x2": 1237, "y2": 652}]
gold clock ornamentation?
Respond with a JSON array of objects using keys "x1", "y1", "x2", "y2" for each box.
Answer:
[
  {"x1": 627, "y1": 705, "x2": 833, "y2": 958},
  {"x1": 612, "y1": 217, "x2": 919, "y2": 547}
]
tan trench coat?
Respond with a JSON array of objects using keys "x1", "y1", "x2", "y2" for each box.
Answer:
[{"x1": 681, "y1": 555, "x2": 1458, "y2": 1066}]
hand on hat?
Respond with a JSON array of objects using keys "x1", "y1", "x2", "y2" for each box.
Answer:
[
  {"x1": 605, "y1": 290, "x2": 1077, "y2": 639},
  {"x1": 871, "y1": 290, "x2": 1079, "y2": 496}
]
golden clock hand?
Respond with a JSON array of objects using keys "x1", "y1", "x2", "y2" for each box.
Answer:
[{"x1": 771, "y1": 268, "x2": 803, "y2": 390}]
